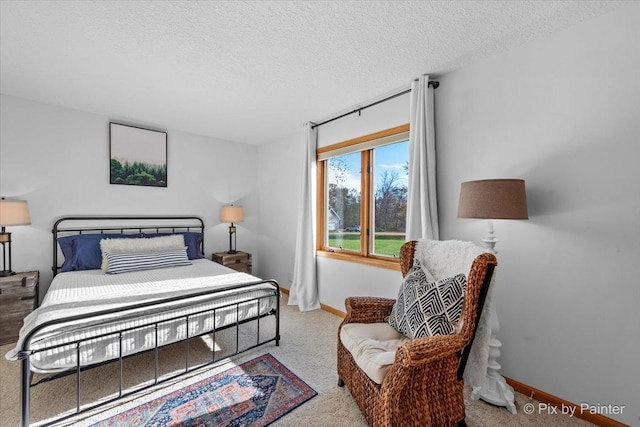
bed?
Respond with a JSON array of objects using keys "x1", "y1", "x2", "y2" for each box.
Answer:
[{"x1": 6, "y1": 216, "x2": 280, "y2": 427}]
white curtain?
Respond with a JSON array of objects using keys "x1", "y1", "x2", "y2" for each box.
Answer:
[
  {"x1": 406, "y1": 75, "x2": 439, "y2": 241},
  {"x1": 289, "y1": 123, "x2": 320, "y2": 311}
]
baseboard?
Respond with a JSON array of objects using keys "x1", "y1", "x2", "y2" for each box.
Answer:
[
  {"x1": 504, "y1": 377, "x2": 629, "y2": 427},
  {"x1": 278, "y1": 287, "x2": 347, "y2": 317},
  {"x1": 319, "y1": 303, "x2": 346, "y2": 318}
]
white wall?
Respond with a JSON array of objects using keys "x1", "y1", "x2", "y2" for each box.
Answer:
[
  {"x1": 0, "y1": 95, "x2": 260, "y2": 299},
  {"x1": 435, "y1": 5, "x2": 640, "y2": 425},
  {"x1": 256, "y1": 129, "x2": 303, "y2": 289},
  {"x1": 257, "y1": 5, "x2": 640, "y2": 425},
  {"x1": 316, "y1": 92, "x2": 410, "y2": 149}
]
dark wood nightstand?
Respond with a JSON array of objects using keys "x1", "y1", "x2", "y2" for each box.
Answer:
[
  {"x1": 211, "y1": 251, "x2": 252, "y2": 274},
  {"x1": 0, "y1": 271, "x2": 39, "y2": 346}
]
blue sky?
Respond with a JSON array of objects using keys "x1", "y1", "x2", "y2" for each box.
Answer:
[{"x1": 328, "y1": 140, "x2": 409, "y2": 191}]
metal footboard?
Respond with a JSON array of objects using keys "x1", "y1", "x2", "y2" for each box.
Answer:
[{"x1": 18, "y1": 278, "x2": 280, "y2": 427}]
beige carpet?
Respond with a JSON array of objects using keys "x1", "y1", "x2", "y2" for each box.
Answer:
[{"x1": 0, "y1": 294, "x2": 594, "y2": 427}]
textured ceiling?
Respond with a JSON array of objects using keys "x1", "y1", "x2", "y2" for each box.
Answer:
[{"x1": 0, "y1": 1, "x2": 628, "y2": 145}]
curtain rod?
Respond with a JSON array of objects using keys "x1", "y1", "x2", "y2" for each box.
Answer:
[{"x1": 311, "y1": 80, "x2": 439, "y2": 130}]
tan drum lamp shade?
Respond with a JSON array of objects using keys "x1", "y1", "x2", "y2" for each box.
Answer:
[
  {"x1": 220, "y1": 205, "x2": 244, "y2": 254},
  {"x1": 457, "y1": 179, "x2": 528, "y2": 221},
  {"x1": 0, "y1": 198, "x2": 32, "y2": 277}
]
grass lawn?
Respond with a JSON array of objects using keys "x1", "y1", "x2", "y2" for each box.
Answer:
[{"x1": 328, "y1": 232, "x2": 405, "y2": 257}]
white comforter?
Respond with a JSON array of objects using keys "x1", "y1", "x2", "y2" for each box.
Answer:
[{"x1": 5, "y1": 259, "x2": 277, "y2": 372}]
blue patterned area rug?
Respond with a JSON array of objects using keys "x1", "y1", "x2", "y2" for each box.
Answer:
[{"x1": 90, "y1": 353, "x2": 317, "y2": 427}]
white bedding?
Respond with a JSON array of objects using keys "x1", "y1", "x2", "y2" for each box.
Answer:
[{"x1": 5, "y1": 259, "x2": 278, "y2": 373}]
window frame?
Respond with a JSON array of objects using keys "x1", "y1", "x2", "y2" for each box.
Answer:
[{"x1": 316, "y1": 123, "x2": 410, "y2": 271}]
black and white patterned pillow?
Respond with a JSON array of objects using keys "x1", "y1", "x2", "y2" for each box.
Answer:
[{"x1": 388, "y1": 258, "x2": 467, "y2": 339}]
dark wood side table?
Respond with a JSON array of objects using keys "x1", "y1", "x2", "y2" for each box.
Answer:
[
  {"x1": 211, "y1": 251, "x2": 252, "y2": 274},
  {"x1": 0, "y1": 271, "x2": 39, "y2": 346}
]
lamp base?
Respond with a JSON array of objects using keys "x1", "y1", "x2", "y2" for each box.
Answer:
[
  {"x1": 226, "y1": 250, "x2": 238, "y2": 254},
  {"x1": 470, "y1": 338, "x2": 517, "y2": 414},
  {"x1": 0, "y1": 270, "x2": 16, "y2": 277},
  {"x1": 471, "y1": 291, "x2": 517, "y2": 414}
]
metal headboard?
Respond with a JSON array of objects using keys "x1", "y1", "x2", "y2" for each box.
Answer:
[{"x1": 52, "y1": 216, "x2": 205, "y2": 276}]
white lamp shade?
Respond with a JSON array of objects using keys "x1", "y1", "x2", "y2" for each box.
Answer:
[
  {"x1": 220, "y1": 205, "x2": 244, "y2": 223},
  {"x1": 0, "y1": 199, "x2": 31, "y2": 226}
]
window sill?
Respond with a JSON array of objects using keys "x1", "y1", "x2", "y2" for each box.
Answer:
[{"x1": 316, "y1": 250, "x2": 401, "y2": 272}]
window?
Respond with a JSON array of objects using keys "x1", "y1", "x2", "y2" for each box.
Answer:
[
  {"x1": 326, "y1": 152, "x2": 362, "y2": 252},
  {"x1": 317, "y1": 124, "x2": 409, "y2": 270}
]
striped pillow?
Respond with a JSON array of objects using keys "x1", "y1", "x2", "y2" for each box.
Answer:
[
  {"x1": 100, "y1": 234, "x2": 185, "y2": 271},
  {"x1": 105, "y1": 248, "x2": 191, "y2": 274}
]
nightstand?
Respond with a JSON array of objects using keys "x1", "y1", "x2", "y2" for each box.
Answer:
[
  {"x1": 0, "y1": 271, "x2": 39, "y2": 346},
  {"x1": 211, "y1": 251, "x2": 252, "y2": 274}
]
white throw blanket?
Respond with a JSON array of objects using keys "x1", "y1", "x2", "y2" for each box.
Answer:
[{"x1": 413, "y1": 239, "x2": 494, "y2": 388}]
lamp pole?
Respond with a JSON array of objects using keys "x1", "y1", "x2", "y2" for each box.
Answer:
[
  {"x1": 228, "y1": 222, "x2": 237, "y2": 254},
  {"x1": 470, "y1": 221, "x2": 516, "y2": 414}
]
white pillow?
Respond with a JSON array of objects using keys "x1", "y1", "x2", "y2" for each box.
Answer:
[{"x1": 100, "y1": 234, "x2": 185, "y2": 271}]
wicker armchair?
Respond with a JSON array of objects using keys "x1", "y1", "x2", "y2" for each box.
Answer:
[{"x1": 337, "y1": 240, "x2": 497, "y2": 427}]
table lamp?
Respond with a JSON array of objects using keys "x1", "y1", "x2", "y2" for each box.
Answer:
[
  {"x1": 220, "y1": 205, "x2": 244, "y2": 254},
  {"x1": 0, "y1": 198, "x2": 32, "y2": 277}
]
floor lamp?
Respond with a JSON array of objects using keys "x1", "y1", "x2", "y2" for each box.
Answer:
[{"x1": 457, "y1": 179, "x2": 528, "y2": 414}]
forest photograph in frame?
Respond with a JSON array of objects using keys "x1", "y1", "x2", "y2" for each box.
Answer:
[{"x1": 109, "y1": 122, "x2": 167, "y2": 187}]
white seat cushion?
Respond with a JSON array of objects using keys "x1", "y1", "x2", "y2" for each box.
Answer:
[{"x1": 340, "y1": 322, "x2": 410, "y2": 384}]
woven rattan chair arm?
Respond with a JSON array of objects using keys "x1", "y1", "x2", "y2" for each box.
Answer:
[
  {"x1": 343, "y1": 297, "x2": 396, "y2": 324},
  {"x1": 395, "y1": 334, "x2": 467, "y2": 367}
]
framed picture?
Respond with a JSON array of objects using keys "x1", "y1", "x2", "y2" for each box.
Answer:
[{"x1": 109, "y1": 122, "x2": 167, "y2": 187}]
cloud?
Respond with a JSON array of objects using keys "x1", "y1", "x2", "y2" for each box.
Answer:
[
  {"x1": 328, "y1": 168, "x2": 361, "y2": 191},
  {"x1": 379, "y1": 163, "x2": 406, "y2": 170}
]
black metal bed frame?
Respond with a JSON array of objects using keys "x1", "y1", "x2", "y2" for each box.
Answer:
[{"x1": 17, "y1": 216, "x2": 281, "y2": 427}]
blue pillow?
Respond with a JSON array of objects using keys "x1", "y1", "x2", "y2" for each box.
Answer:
[
  {"x1": 142, "y1": 232, "x2": 204, "y2": 260},
  {"x1": 58, "y1": 233, "x2": 142, "y2": 272}
]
